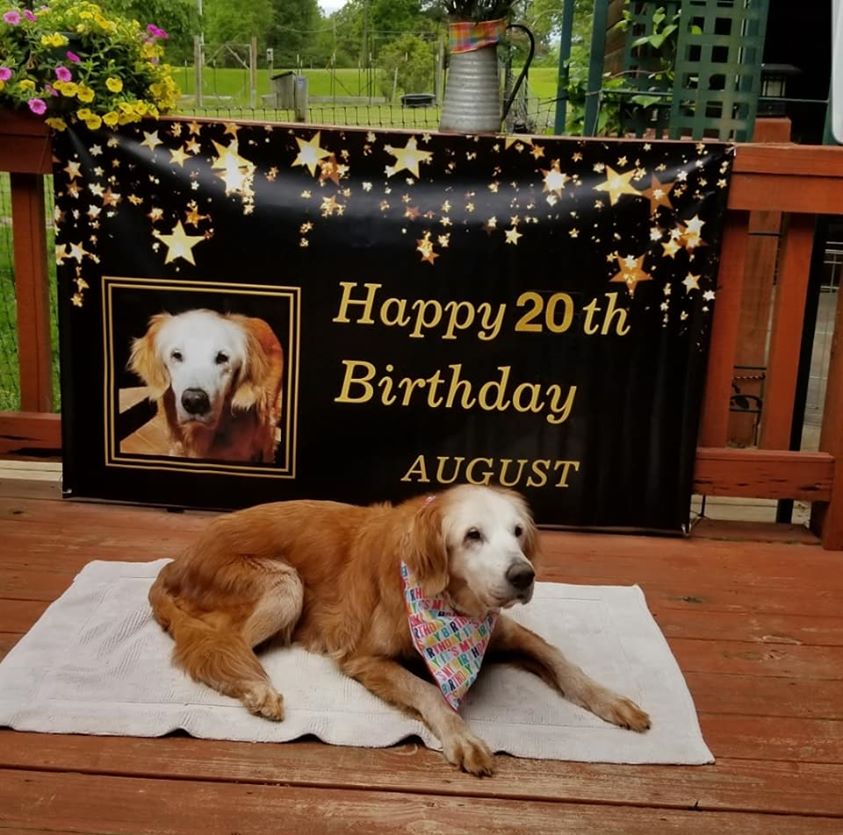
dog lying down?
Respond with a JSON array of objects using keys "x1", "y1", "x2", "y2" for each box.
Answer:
[{"x1": 149, "y1": 485, "x2": 650, "y2": 775}]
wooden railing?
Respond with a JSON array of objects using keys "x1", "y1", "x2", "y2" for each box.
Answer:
[{"x1": 3, "y1": 112, "x2": 843, "y2": 545}]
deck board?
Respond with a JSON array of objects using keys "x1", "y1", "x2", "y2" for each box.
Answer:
[{"x1": 0, "y1": 495, "x2": 841, "y2": 832}]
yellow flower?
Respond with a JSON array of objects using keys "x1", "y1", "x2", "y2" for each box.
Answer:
[
  {"x1": 84, "y1": 114, "x2": 102, "y2": 130},
  {"x1": 76, "y1": 108, "x2": 94, "y2": 120},
  {"x1": 40, "y1": 33, "x2": 69, "y2": 47},
  {"x1": 105, "y1": 77, "x2": 123, "y2": 93},
  {"x1": 76, "y1": 85, "x2": 95, "y2": 103},
  {"x1": 45, "y1": 117, "x2": 68, "y2": 131},
  {"x1": 79, "y1": 10, "x2": 93, "y2": 19},
  {"x1": 58, "y1": 81, "x2": 79, "y2": 97},
  {"x1": 103, "y1": 111, "x2": 119, "y2": 127},
  {"x1": 18, "y1": 79, "x2": 36, "y2": 91},
  {"x1": 0, "y1": 80, "x2": 4, "y2": 92}
]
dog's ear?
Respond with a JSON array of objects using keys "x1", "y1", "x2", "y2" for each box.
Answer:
[
  {"x1": 230, "y1": 316, "x2": 283, "y2": 414},
  {"x1": 406, "y1": 497, "x2": 450, "y2": 596},
  {"x1": 128, "y1": 313, "x2": 171, "y2": 399}
]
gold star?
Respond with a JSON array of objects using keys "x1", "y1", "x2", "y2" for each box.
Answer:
[
  {"x1": 542, "y1": 160, "x2": 569, "y2": 197},
  {"x1": 154, "y1": 221, "x2": 205, "y2": 265},
  {"x1": 416, "y1": 232, "x2": 438, "y2": 265},
  {"x1": 662, "y1": 239, "x2": 681, "y2": 258},
  {"x1": 594, "y1": 166, "x2": 641, "y2": 206},
  {"x1": 531, "y1": 145, "x2": 545, "y2": 160},
  {"x1": 384, "y1": 136, "x2": 432, "y2": 179},
  {"x1": 684, "y1": 215, "x2": 705, "y2": 235},
  {"x1": 185, "y1": 202, "x2": 207, "y2": 226},
  {"x1": 503, "y1": 135, "x2": 532, "y2": 150},
  {"x1": 55, "y1": 243, "x2": 69, "y2": 265},
  {"x1": 102, "y1": 188, "x2": 121, "y2": 207},
  {"x1": 610, "y1": 253, "x2": 652, "y2": 297},
  {"x1": 318, "y1": 154, "x2": 343, "y2": 185},
  {"x1": 187, "y1": 120, "x2": 202, "y2": 135},
  {"x1": 505, "y1": 227, "x2": 522, "y2": 245},
  {"x1": 293, "y1": 131, "x2": 331, "y2": 176},
  {"x1": 71, "y1": 292, "x2": 83, "y2": 307},
  {"x1": 642, "y1": 175, "x2": 674, "y2": 214},
  {"x1": 170, "y1": 122, "x2": 183, "y2": 137},
  {"x1": 211, "y1": 140, "x2": 255, "y2": 196},
  {"x1": 169, "y1": 146, "x2": 190, "y2": 167},
  {"x1": 127, "y1": 194, "x2": 142, "y2": 206},
  {"x1": 63, "y1": 160, "x2": 81, "y2": 180},
  {"x1": 147, "y1": 207, "x2": 164, "y2": 222},
  {"x1": 185, "y1": 137, "x2": 201, "y2": 155},
  {"x1": 223, "y1": 122, "x2": 239, "y2": 137},
  {"x1": 682, "y1": 273, "x2": 701, "y2": 293},
  {"x1": 68, "y1": 241, "x2": 90, "y2": 263},
  {"x1": 140, "y1": 130, "x2": 162, "y2": 152},
  {"x1": 320, "y1": 195, "x2": 341, "y2": 217}
]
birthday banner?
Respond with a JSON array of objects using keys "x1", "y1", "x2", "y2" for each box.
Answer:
[{"x1": 54, "y1": 119, "x2": 733, "y2": 532}]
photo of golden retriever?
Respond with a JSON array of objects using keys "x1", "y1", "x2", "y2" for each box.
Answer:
[
  {"x1": 127, "y1": 309, "x2": 284, "y2": 463},
  {"x1": 149, "y1": 485, "x2": 650, "y2": 776}
]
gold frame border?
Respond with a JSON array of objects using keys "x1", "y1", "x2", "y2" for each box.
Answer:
[{"x1": 102, "y1": 275, "x2": 301, "y2": 479}]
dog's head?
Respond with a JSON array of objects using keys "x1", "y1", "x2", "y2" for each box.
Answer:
[
  {"x1": 128, "y1": 310, "x2": 275, "y2": 428},
  {"x1": 407, "y1": 485, "x2": 539, "y2": 617}
]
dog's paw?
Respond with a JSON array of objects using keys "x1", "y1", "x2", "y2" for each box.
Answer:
[
  {"x1": 590, "y1": 691, "x2": 651, "y2": 732},
  {"x1": 242, "y1": 684, "x2": 285, "y2": 721},
  {"x1": 443, "y1": 731, "x2": 496, "y2": 777}
]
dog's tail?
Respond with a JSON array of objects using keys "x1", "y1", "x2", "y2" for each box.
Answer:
[{"x1": 148, "y1": 569, "x2": 282, "y2": 718}]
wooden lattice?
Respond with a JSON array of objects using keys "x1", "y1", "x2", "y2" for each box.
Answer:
[{"x1": 668, "y1": 0, "x2": 770, "y2": 141}]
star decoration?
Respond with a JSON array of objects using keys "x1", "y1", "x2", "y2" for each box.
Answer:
[
  {"x1": 140, "y1": 130, "x2": 163, "y2": 152},
  {"x1": 293, "y1": 131, "x2": 331, "y2": 176},
  {"x1": 642, "y1": 175, "x2": 674, "y2": 214},
  {"x1": 542, "y1": 160, "x2": 569, "y2": 198},
  {"x1": 416, "y1": 231, "x2": 438, "y2": 265},
  {"x1": 55, "y1": 243, "x2": 69, "y2": 265},
  {"x1": 384, "y1": 137, "x2": 432, "y2": 179},
  {"x1": 154, "y1": 221, "x2": 205, "y2": 265},
  {"x1": 68, "y1": 241, "x2": 90, "y2": 263},
  {"x1": 505, "y1": 227, "x2": 522, "y2": 246},
  {"x1": 63, "y1": 160, "x2": 81, "y2": 180},
  {"x1": 185, "y1": 137, "x2": 201, "y2": 155},
  {"x1": 531, "y1": 145, "x2": 545, "y2": 160},
  {"x1": 662, "y1": 239, "x2": 681, "y2": 258},
  {"x1": 102, "y1": 188, "x2": 121, "y2": 207},
  {"x1": 169, "y1": 146, "x2": 190, "y2": 167},
  {"x1": 682, "y1": 273, "x2": 701, "y2": 293},
  {"x1": 703, "y1": 290, "x2": 716, "y2": 302},
  {"x1": 187, "y1": 120, "x2": 202, "y2": 135},
  {"x1": 211, "y1": 140, "x2": 255, "y2": 198},
  {"x1": 504, "y1": 135, "x2": 532, "y2": 150},
  {"x1": 610, "y1": 254, "x2": 652, "y2": 297},
  {"x1": 594, "y1": 166, "x2": 641, "y2": 206}
]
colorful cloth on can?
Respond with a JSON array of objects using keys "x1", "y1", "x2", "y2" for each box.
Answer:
[
  {"x1": 400, "y1": 560, "x2": 498, "y2": 711},
  {"x1": 448, "y1": 17, "x2": 508, "y2": 55}
]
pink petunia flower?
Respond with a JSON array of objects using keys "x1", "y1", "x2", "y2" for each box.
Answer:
[
  {"x1": 45, "y1": 83, "x2": 58, "y2": 96},
  {"x1": 23, "y1": 9, "x2": 35, "y2": 20},
  {"x1": 146, "y1": 23, "x2": 168, "y2": 39},
  {"x1": 66, "y1": 50, "x2": 81, "y2": 63},
  {"x1": 55, "y1": 65, "x2": 71, "y2": 81},
  {"x1": 27, "y1": 97, "x2": 47, "y2": 115},
  {"x1": 0, "y1": 67, "x2": 11, "y2": 81},
  {"x1": 3, "y1": 10, "x2": 21, "y2": 24}
]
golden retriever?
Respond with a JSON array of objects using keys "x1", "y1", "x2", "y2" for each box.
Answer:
[
  {"x1": 129, "y1": 309, "x2": 283, "y2": 462},
  {"x1": 149, "y1": 485, "x2": 650, "y2": 775}
]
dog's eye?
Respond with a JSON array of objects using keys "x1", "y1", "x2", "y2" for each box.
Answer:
[
  {"x1": 514, "y1": 524, "x2": 524, "y2": 538},
  {"x1": 465, "y1": 527, "x2": 483, "y2": 543},
  {"x1": 215, "y1": 351, "x2": 229, "y2": 365},
  {"x1": 171, "y1": 350, "x2": 183, "y2": 362}
]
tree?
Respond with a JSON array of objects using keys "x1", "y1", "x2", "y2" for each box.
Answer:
[
  {"x1": 378, "y1": 32, "x2": 435, "y2": 97},
  {"x1": 267, "y1": 0, "x2": 321, "y2": 67},
  {"x1": 203, "y1": 0, "x2": 273, "y2": 52}
]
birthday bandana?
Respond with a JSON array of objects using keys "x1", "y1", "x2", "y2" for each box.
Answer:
[{"x1": 400, "y1": 561, "x2": 498, "y2": 711}]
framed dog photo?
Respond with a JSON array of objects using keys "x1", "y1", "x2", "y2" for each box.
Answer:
[{"x1": 103, "y1": 277, "x2": 299, "y2": 477}]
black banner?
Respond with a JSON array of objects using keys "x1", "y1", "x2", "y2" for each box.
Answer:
[{"x1": 54, "y1": 119, "x2": 733, "y2": 532}]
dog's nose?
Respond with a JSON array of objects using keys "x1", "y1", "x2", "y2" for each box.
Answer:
[
  {"x1": 181, "y1": 388, "x2": 210, "y2": 415},
  {"x1": 506, "y1": 562, "x2": 535, "y2": 591}
]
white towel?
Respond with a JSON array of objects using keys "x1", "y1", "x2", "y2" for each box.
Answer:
[{"x1": 0, "y1": 560, "x2": 712, "y2": 764}]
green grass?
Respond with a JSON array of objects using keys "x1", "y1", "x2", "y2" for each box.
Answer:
[{"x1": 0, "y1": 173, "x2": 60, "y2": 412}]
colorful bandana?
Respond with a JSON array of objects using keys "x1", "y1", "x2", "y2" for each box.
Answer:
[
  {"x1": 401, "y1": 560, "x2": 498, "y2": 711},
  {"x1": 448, "y1": 18, "x2": 508, "y2": 55}
]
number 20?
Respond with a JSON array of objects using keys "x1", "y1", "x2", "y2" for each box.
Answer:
[{"x1": 514, "y1": 291, "x2": 575, "y2": 334}]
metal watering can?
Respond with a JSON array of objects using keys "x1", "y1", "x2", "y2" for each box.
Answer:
[{"x1": 439, "y1": 22, "x2": 536, "y2": 133}]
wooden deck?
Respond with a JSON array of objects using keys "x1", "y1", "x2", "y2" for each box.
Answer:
[{"x1": 1, "y1": 496, "x2": 842, "y2": 833}]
